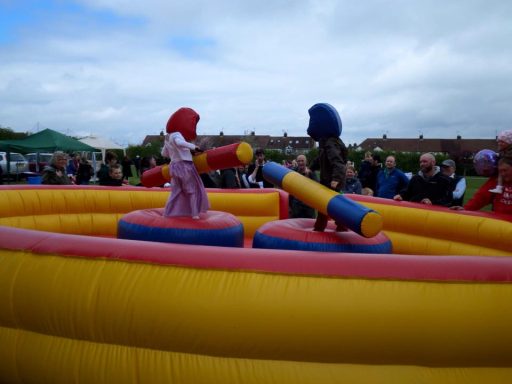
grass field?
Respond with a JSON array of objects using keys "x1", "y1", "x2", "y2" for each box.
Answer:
[{"x1": 464, "y1": 176, "x2": 491, "y2": 210}]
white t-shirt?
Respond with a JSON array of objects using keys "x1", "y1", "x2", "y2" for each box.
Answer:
[{"x1": 161, "y1": 132, "x2": 196, "y2": 162}]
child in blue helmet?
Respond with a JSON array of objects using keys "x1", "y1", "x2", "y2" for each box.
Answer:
[{"x1": 307, "y1": 103, "x2": 348, "y2": 232}]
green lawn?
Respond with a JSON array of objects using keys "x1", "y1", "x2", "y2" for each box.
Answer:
[{"x1": 464, "y1": 176, "x2": 491, "y2": 210}]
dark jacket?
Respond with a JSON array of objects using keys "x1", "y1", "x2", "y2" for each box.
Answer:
[
  {"x1": 247, "y1": 161, "x2": 273, "y2": 188},
  {"x1": 358, "y1": 160, "x2": 372, "y2": 187},
  {"x1": 41, "y1": 165, "x2": 72, "y2": 185},
  {"x1": 450, "y1": 175, "x2": 466, "y2": 206},
  {"x1": 220, "y1": 168, "x2": 240, "y2": 188},
  {"x1": 76, "y1": 162, "x2": 93, "y2": 184},
  {"x1": 289, "y1": 167, "x2": 318, "y2": 218},
  {"x1": 310, "y1": 137, "x2": 347, "y2": 190},
  {"x1": 399, "y1": 167, "x2": 452, "y2": 206},
  {"x1": 343, "y1": 177, "x2": 362, "y2": 194},
  {"x1": 99, "y1": 176, "x2": 123, "y2": 186}
]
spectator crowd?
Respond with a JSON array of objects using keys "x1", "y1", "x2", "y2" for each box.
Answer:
[{"x1": 37, "y1": 128, "x2": 512, "y2": 218}]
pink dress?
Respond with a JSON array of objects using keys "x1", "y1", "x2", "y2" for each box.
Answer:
[{"x1": 161, "y1": 133, "x2": 210, "y2": 217}]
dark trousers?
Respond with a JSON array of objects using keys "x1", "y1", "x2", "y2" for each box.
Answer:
[{"x1": 313, "y1": 183, "x2": 346, "y2": 232}]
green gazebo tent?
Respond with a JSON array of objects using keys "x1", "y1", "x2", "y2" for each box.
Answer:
[
  {"x1": 0, "y1": 128, "x2": 98, "y2": 153},
  {"x1": 0, "y1": 128, "x2": 99, "y2": 175}
]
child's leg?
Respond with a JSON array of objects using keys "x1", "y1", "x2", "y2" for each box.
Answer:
[{"x1": 489, "y1": 175, "x2": 503, "y2": 193}]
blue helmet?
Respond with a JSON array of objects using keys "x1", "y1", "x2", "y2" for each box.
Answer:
[{"x1": 307, "y1": 103, "x2": 342, "y2": 141}]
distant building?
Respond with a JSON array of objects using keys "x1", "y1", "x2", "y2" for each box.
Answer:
[
  {"x1": 142, "y1": 131, "x2": 315, "y2": 155},
  {"x1": 357, "y1": 134, "x2": 497, "y2": 160}
]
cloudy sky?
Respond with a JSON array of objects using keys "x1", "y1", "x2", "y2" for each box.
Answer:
[{"x1": 0, "y1": 0, "x2": 511, "y2": 147}]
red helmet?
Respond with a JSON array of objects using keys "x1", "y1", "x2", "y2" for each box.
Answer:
[{"x1": 165, "y1": 107, "x2": 200, "y2": 141}]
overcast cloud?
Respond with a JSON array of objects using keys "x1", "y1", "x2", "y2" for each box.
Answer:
[{"x1": 0, "y1": 0, "x2": 511, "y2": 147}]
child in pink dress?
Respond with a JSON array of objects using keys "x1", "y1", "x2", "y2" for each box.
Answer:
[{"x1": 161, "y1": 108, "x2": 210, "y2": 218}]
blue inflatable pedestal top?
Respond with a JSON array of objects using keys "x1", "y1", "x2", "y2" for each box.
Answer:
[
  {"x1": 253, "y1": 218, "x2": 392, "y2": 254},
  {"x1": 118, "y1": 209, "x2": 244, "y2": 248}
]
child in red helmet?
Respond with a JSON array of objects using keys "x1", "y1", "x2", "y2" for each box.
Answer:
[{"x1": 161, "y1": 107, "x2": 210, "y2": 218}]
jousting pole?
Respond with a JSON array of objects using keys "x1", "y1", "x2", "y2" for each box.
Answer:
[
  {"x1": 141, "y1": 142, "x2": 253, "y2": 188},
  {"x1": 263, "y1": 161, "x2": 383, "y2": 238}
]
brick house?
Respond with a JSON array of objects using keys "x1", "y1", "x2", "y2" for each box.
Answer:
[
  {"x1": 142, "y1": 132, "x2": 315, "y2": 155},
  {"x1": 357, "y1": 135, "x2": 497, "y2": 161}
]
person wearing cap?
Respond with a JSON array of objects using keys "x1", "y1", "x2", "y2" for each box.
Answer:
[
  {"x1": 489, "y1": 129, "x2": 512, "y2": 194},
  {"x1": 441, "y1": 159, "x2": 466, "y2": 206},
  {"x1": 42, "y1": 151, "x2": 72, "y2": 185},
  {"x1": 375, "y1": 155, "x2": 409, "y2": 199},
  {"x1": 393, "y1": 152, "x2": 452, "y2": 206},
  {"x1": 247, "y1": 149, "x2": 273, "y2": 188}
]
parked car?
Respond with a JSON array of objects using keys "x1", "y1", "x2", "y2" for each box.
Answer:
[
  {"x1": 0, "y1": 152, "x2": 29, "y2": 179},
  {"x1": 26, "y1": 152, "x2": 54, "y2": 173}
]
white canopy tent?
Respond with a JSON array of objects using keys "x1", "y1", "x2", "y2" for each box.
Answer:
[
  {"x1": 79, "y1": 135, "x2": 126, "y2": 182},
  {"x1": 79, "y1": 135, "x2": 125, "y2": 157}
]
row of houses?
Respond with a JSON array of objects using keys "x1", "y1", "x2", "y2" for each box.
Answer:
[
  {"x1": 143, "y1": 132, "x2": 497, "y2": 160},
  {"x1": 143, "y1": 132, "x2": 316, "y2": 155}
]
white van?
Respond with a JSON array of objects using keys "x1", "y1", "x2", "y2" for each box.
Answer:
[{"x1": 0, "y1": 152, "x2": 29, "y2": 177}]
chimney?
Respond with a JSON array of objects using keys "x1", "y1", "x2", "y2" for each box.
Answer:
[
  {"x1": 419, "y1": 134, "x2": 423, "y2": 140},
  {"x1": 456, "y1": 134, "x2": 461, "y2": 140},
  {"x1": 383, "y1": 134, "x2": 387, "y2": 140},
  {"x1": 220, "y1": 131, "x2": 224, "y2": 136},
  {"x1": 251, "y1": 131, "x2": 255, "y2": 136}
]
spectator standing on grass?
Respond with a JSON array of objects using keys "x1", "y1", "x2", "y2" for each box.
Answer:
[
  {"x1": 375, "y1": 155, "x2": 409, "y2": 199},
  {"x1": 247, "y1": 149, "x2": 273, "y2": 188},
  {"x1": 220, "y1": 168, "x2": 240, "y2": 188},
  {"x1": 358, "y1": 151, "x2": 373, "y2": 188},
  {"x1": 121, "y1": 155, "x2": 133, "y2": 181},
  {"x1": 393, "y1": 152, "x2": 452, "y2": 206},
  {"x1": 343, "y1": 165, "x2": 362, "y2": 194},
  {"x1": 76, "y1": 157, "x2": 94, "y2": 185},
  {"x1": 440, "y1": 159, "x2": 466, "y2": 207},
  {"x1": 452, "y1": 157, "x2": 512, "y2": 216},
  {"x1": 42, "y1": 151, "x2": 72, "y2": 185},
  {"x1": 97, "y1": 152, "x2": 118, "y2": 184},
  {"x1": 289, "y1": 154, "x2": 317, "y2": 218},
  {"x1": 99, "y1": 163, "x2": 126, "y2": 186},
  {"x1": 489, "y1": 129, "x2": 512, "y2": 194}
]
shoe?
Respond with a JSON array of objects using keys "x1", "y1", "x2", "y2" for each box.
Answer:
[
  {"x1": 192, "y1": 215, "x2": 200, "y2": 220},
  {"x1": 335, "y1": 225, "x2": 348, "y2": 232},
  {"x1": 489, "y1": 186, "x2": 503, "y2": 194}
]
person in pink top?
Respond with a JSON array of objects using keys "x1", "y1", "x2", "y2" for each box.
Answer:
[{"x1": 161, "y1": 107, "x2": 210, "y2": 219}]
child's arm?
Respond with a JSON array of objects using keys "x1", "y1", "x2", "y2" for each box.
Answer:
[
  {"x1": 464, "y1": 177, "x2": 496, "y2": 211},
  {"x1": 174, "y1": 134, "x2": 198, "y2": 151}
]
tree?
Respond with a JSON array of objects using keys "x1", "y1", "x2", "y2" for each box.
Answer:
[{"x1": 0, "y1": 126, "x2": 29, "y2": 140}]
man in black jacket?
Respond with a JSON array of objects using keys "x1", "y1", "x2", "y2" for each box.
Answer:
[{"x1": 393, "y1": 153, "x2": 452, "y2": 206}]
